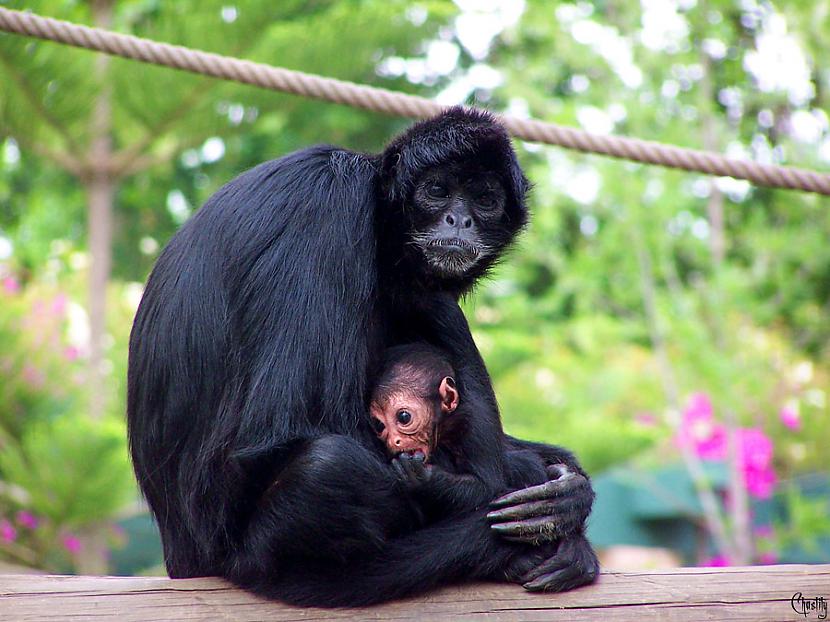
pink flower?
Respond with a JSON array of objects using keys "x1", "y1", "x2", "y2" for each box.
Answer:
[
  {"x1": 687, "y1": 392, "x2": 713, "y2": 419},
  {"x1": 51, "y1": 293, "x2": 68, "y2": 316},
  {"x1": 675, "y1": 394, "x2": 778, "y2": 500},
  {"x1": 675, "y1": 393, "x2": 728, "y2": 460},
  {"x1": 63, "y1": 346, "x2": 80, "y2": 362},
  {"x1": 738, "y1": 428, "x2": 774, "y2": 470},
  {"x1": 779, "y1": 405, "x2": 801, "y2": 431},
  {"x1": 0, "y1": 520, "x2": 17, "y2": 543},
  {"x1": 702, "y1": 554, "x2": 730, "y2": 567},
  {"x1": 675, "y1": 397, "x2": 779, "y2": 500},
  {"x1": 736, "y1": 428, "x2": 777, "y2": 499},
  {"x1": 15, "y1": 511, "x2": 38, "y2": 530},
  {"x1": 754, "y1": 524, "x2": 774, "y2": 539},
  {"x1": 758, "y1": 551, "x2": 778, "y2": 564},
  {"x1": 744, "y1": 465, "x2": 777, "y2": 499},
  {"x1": 694, "y1": 423, "x2": 728, "y2": 460},
  {"x1": 62, "y1": 534, "x2": 82, "y2": 555},
  {"x1": 2, "y1": 276, "x2": 20, "y2": 294}
]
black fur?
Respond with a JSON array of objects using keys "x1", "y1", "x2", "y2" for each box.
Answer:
[{"x1": 127, "y1": 107, "x2": 597, "y2": 607}]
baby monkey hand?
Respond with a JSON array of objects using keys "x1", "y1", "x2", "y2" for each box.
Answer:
[{"x1": 392, "y1": 451, "x2": 434, "y2": 490}]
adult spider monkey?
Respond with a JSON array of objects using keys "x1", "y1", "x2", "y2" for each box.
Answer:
[{"x1": 127, "y1": 107, "x2": 598, "y2": 607}]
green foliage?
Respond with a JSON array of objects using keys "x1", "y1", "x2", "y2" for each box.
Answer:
[
  {"x1": 0, "y1": 414, "x2": 133, "y2": 529},
  {"x1": 0, "y1": 272, "x2": 137, "y2": 571},
  {"x1": 775, "y1": 484, "x2": 830, "y2": 557},
  {"x1": 0, "y1": 282, "x2": 81, "y2": 437},
  {"x1": 469, "y1": 314, "x2": 663, "y2": 473}
]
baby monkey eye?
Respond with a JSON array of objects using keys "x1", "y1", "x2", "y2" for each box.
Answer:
[
  {"x1": 370, "y1": 418, "x2": 385, "y2": 434},
  {"x1": 396, "y1": 410, "x2": 413, "y2": 425}
]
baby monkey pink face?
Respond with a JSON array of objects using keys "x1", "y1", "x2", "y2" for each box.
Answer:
[{"x1": 369, "y1": 376, "x2": 458, "y2": 462}]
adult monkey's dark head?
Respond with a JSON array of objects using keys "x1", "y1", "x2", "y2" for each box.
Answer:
[{"x1": 379, "y1": 107, "x2": 529, "y2": 292}]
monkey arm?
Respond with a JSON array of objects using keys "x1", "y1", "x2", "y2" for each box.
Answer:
[
  {"x1": 392, "y1": 454, "x2": 492, "y2": 515},
  {"x1": 425, "y1": 469, "x2": 491, "y2": 513},
  {"x1": 491, "y1": 438, "x2": 594, "y2": 542},
  {"x1": 407, "y1": 293, "x2": 508, "y2": 493},
  {"x1": 504, "y1": 436, "x2": 590, "y2": 479}
]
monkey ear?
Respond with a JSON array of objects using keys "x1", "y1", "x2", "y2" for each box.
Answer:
[
  {"x1": 439, "y1": 376, "x2": 459, "y2": 413},
  {"x1": 381, "y1": 149, "x2": 406, "y2": 202}
]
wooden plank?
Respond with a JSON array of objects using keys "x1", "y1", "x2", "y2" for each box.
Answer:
[{"x1": 1, "y1": 565, "x2": 828, "y2": 621}]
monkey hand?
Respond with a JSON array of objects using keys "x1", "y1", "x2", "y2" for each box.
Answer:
[
  {"x1": 391, "y1": 452, "x2": 434, "y2": 491},
  {"x1": 487, "y1": 464, "x2": 593, "y2": 543},
  {"x1": 505, "y1": 534, "x2": 599, "y2": 593}
]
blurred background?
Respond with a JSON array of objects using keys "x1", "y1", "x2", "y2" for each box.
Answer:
[{"x1": 0, "y1": 0, "x2": 828, "y2": 576}]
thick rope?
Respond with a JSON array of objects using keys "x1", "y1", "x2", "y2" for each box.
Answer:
[{"x1": 1, "y1": 7, "x2": 829, "y2": 195}]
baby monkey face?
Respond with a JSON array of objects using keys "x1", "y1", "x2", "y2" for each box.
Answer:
[{"x1": 370, "y1": 376, "x2": 458, "y2": 462}]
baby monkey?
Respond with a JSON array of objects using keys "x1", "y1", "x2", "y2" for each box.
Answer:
[
  {"x1": 369, "y1": 343, "x2": 521, "y2": 518},
  {"x1": 369, "y1": 343, "x2": 596, "y2": 567},
  {"x1": 370, "y1": 344, "x2": 459, "y2": 463}
]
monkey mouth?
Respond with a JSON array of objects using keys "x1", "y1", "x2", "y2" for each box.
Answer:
[
  {"x1": 423, "y1": 238, "x2": 481, "y2": 276},
  {"x1": 426, "y1": 238, "x2": 480, "y2": 256}
]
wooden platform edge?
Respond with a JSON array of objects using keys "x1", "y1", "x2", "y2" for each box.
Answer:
[{"x1": 1, "y1": 564, "x2": 828, "y2": 621}]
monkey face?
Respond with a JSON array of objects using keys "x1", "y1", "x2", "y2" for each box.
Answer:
[
  {"x1": 409, "y1": 162, "x2": 509, "y2": 279},
  {"x1": 370, "y1": 376, "x2": 459, "y2": 461},
  {"x1": 370, "y1": 397, "x2": 434, "y2": 460}
]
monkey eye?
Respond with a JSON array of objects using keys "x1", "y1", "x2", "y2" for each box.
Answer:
[
  {"x1": 427, "y1": 183, "x2": 449, "y2": 199},
  {"x1": 476, "y1": 193, "x2": 497, "y2": 208},
  {"x1": 396, "y1": 410, "x2": 413, "y2": 425},
  {"x1": 370, "y1": 418, "x2": 385, "y2": 434}
]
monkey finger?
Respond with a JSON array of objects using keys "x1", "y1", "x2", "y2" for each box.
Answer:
[
  {"x1": 490, "y1": 516, "x2": 558, "y2": 540},
  {"x1": 549, "y1": 504, "x2": 590, "y2": 535},
  {"x1": 489, "y1": 482, "x2": 556, "y2": 508},
  {"x1": 520, "y1": 556, "x2": 569, "y2": 584},
  {"x1": 407, "y1": 463, "x2": 426, "y2": 483},
  {"x1": 490, "y1": 498, "x2": 588, "y2": 540},
  {"x1": 490, "y1": 476, "x2": 576, "y2": 508},
  {"x1": 543, "y1": 496, "x2": 589, "y2": 523},
  {"x1": 545, "y1": 464, "x2": 572, "y2": 480},
  {"x1": 391, "y1": 459, "x2": 408, "y2": 482},
  {"x1": 523, "y1": 565, "x2": 583, "y2": 593},
  {"x1": 487, "y1": 500, "x2": 553, "y2": 522},
  {"x1": 399, "y1": 457, "x2": 420, "y2": 483},
  {"x1": 403, "y1": 455, "x2": 432, "y2": 485},
  {"x1": 549, "y1": 471, "x2": 589, "y2": 493}
]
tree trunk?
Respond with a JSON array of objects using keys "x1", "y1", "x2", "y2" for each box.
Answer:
[
  {"x1": 86, "y1": 0, "x2": 115, "y2": 424},
  {"x1": 700, "y1": 54, "x2": 725, "y2": 267},
  {"x1": 76, "y1": 0, "x2": 115, "y2": 576}
]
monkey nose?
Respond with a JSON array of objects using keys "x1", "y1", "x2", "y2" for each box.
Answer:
[
  {"x1": 445, "y1": 212, "x2": 473, "y2": 229},
  {"x1": 394, "y1": 438, "x2": 402, "y2": 446}
]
